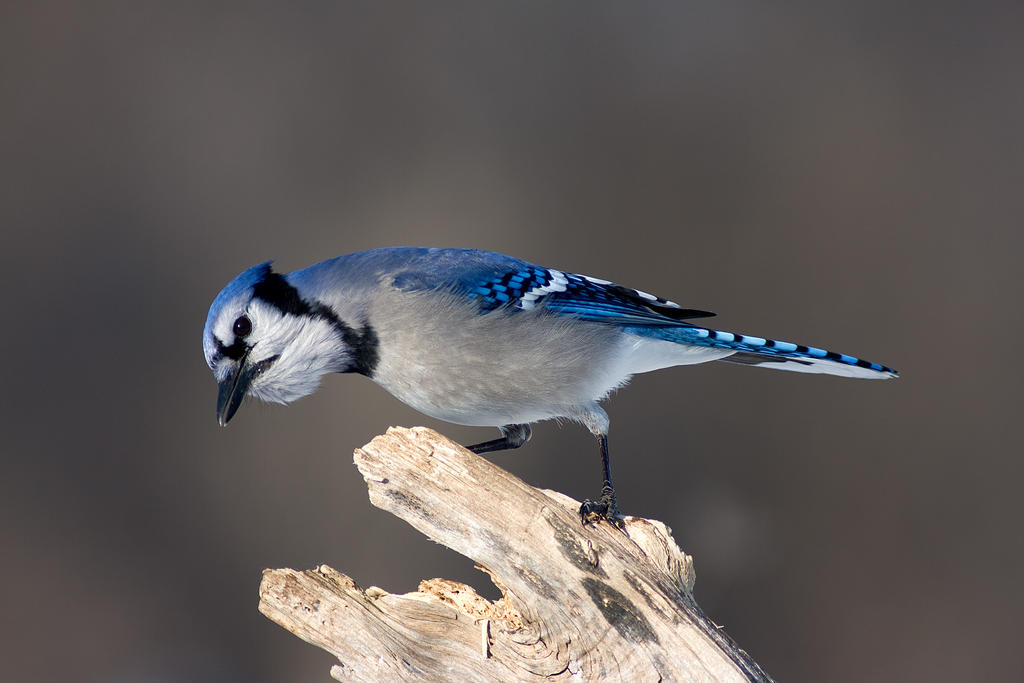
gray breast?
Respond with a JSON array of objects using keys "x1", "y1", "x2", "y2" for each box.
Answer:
[{"x1": 367, "y1": 287, "x2": 629, "y2": 426}]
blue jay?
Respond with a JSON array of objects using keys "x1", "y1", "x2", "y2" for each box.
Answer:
[{"x1": 203, "y1": 247, "x2": 897, "y2": 526}]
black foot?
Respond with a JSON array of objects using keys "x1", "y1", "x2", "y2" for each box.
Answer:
[{"x1": 579, "y1": 486, "x2": 625, "y2": 529}]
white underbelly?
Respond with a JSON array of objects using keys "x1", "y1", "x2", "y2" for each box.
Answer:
[{"x1": 623, "y1": 336, "x2": 734, "y2": 374}]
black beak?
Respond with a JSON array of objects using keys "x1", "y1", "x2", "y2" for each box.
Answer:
[{"x1": 216, "y1": 357, "x2": 254, "y2": 426}]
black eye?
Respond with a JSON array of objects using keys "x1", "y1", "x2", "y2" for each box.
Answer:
[{"x1": 232, "y1": 315, "x2": 252, "y2": 337}]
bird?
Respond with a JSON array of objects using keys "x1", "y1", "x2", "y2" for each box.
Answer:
[{"x1": 203, "y1": 247, "x2": 897, "y2": 526}]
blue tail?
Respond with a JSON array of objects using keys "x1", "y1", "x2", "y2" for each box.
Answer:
[{"x1": 624, "y1": 324, "x2": 898, "y2": 379}]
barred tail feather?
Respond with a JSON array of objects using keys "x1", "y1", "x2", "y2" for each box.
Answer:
[{"x1": 625, "y1": 325, "x2": 898, "y2": 380}]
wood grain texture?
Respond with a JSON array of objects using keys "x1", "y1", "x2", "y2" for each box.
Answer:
[{"x1": 258, "y1": 426, "x2": 772, "y2": 682}]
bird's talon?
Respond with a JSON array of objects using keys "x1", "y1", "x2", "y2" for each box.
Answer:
[{"x1": 579, "y1": 496, "x2": 625, "y2": 529}]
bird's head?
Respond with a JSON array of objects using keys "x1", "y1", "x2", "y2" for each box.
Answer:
[{"x1": 203, "y1": 262, "x2": 376, "y2": 425}]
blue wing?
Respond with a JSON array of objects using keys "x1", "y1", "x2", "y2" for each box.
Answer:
[
  {"x1": 465, "y1": 263, "x2": 716, "y2": 325},
  {"x1": 381, "y1": 247, "x2": 714, "y2": 324}
]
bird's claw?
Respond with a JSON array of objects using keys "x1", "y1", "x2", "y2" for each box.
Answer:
[{"x1": 579, "y1": 494, "x2": 625, "y2": 530}]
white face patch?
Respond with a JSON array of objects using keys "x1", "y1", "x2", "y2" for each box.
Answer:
[
  {"x1": 205, "y1": 291, "x2": 353, "y2": 405},
  {"x1": 203, "y1": 292, "x2": 252, "y2": 370}
]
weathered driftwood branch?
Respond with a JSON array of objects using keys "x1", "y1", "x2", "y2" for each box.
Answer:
[{"x1": 258, "y1": 426, "x2": 772, "y2": 682}]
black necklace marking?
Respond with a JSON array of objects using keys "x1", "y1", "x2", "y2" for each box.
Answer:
[
  {"x1": 253, "y1": 270, "x2": 379, "y2": 376},
  {"x1": 250, "y1": 353, "x2": 281, "y2": 377},
  {"x1": 344, "y1": 322, "x2": 379, "y2": 377}
]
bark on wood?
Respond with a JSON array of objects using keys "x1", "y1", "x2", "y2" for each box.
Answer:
[{"x1": 258, "y1": 426, "x2": 773, "y2": 682}]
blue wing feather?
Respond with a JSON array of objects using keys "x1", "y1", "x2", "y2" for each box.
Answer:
[
  {"x1": 466, "y1": 264, "x2": 716, "y2": 324},
  {"x1": 378, "y1": 248, "x2": 714, "y2": 324}
]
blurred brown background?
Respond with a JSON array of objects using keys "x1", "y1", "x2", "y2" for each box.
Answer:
[{"x1": 2, "y1": 2, "x2": 1021, "y2": 682}]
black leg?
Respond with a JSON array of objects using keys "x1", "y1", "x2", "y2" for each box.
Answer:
[
  {"x1": 466, "y1": 424, "x2": 532, "y2": 454},
  {"x1": 580, "y1": 433, "x2": 625, "y2": 529}
]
